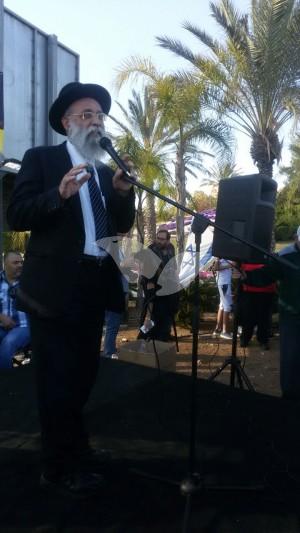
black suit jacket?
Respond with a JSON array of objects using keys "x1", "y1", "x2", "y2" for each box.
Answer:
[{"x1": 7, "y1": 142, "x2": 135, "y2": 316}]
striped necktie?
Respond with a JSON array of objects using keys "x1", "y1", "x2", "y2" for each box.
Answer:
[{"x1": 88, "y1": 167, "x2": 108, "y2": 241}]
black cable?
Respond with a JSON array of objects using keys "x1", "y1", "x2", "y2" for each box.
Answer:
[{"x1": 151, "y1": 337, "x2": 161, "y2": 373}]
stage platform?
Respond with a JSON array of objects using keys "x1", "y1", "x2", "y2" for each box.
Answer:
[{"x1": 0, "y1": 358, "x2": 300, "y2": 532}]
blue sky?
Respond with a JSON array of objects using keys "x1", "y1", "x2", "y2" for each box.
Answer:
[{"x1": 4, "y1": 0, "x2": 290, "y2": 190}]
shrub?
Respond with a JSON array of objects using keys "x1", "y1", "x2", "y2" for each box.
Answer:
[
  {"x1": 275, "y1": 223, "x2": 294, "y2": 241},
  {"x1": 176, "y1": 280, "x2": 218, "y2": 327}
]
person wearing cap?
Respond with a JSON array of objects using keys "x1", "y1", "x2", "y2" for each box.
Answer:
[
  {"x1": 242, "y1": 228, "x2": 300, "y2": 400},
  {"x1": 7, "y1": 82, "x2": 136, "y2": 496}
]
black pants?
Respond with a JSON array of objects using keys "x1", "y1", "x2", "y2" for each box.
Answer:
[
  {"x1": 29, "y1": 258, "x2": 123, "y2": 476},
  {"x1": 139, "y1": 293, "x2": 179, "y2": 342},
  {"x1": 239, "y1": 291, "x2": 274, "y2": 346}
]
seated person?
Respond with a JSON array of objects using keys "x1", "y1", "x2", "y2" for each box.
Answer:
[{"x1": 0, "y1": 251, "x2": 30, "y2": 369}]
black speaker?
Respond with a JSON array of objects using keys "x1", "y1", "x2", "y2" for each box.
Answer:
[{"x1": 212, "y1": 174, "x2": 277, "y2": 262}]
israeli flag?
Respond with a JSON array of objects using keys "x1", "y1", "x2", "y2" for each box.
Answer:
[{"x1": 179, "y1": 209, "x2": 215, "y2": 288}]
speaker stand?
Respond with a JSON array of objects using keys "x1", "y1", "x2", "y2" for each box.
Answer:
[{"x1": 209, "y1": 277, "x2": 254, "y2": 391}]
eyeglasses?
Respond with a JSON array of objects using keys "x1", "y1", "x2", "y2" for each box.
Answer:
[{"x1": 67, "y1": 111, "x2": 107, "y2": 122}]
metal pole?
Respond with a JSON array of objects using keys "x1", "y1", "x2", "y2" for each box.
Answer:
[{"x1": 47, "y1": 34, "x2": 58, "y2": 146}]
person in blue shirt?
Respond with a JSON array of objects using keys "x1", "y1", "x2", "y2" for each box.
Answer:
[
  {"x1": 0, "y1": 251, "x2": 30, "y2": 368},
  {"x1": 103, "y1": 274, "x2": 129, "y2": 358}
]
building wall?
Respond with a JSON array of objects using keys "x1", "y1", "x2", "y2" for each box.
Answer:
[
  {"x1": 0, "y1": 0, "x2": 79, "y2": 262},
  {"x1": 0, "y1": 1, "x2": 79, "y2": 160}
]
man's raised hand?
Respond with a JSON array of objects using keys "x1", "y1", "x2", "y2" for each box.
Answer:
[{"x1": 58, "y1": 163, "x2": 90, "y2": 200}]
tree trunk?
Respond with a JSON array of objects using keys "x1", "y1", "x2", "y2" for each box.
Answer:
[
  {"x1": 136, "y1": 191, "x2": 145, "y2": 245},
  {"x1": 256, "y1": 160, "x2": 274, "y2": 178},
  {"x1": 250, "y1": 131, "x2": 279, "y2": 179},
  {"x1": 144, "y1": 192, "x2": 156, "y2": 245},
  {"x1": 250, "y1": 135, "x2": 278, "y2": 250},
  {"x1": 175, "y1": 144, "x2": 186, "y2": 259}
]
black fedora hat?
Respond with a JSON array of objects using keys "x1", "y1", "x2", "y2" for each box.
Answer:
[{"x1": 49, "y1": 81, "x2": 111, "y2": 135}]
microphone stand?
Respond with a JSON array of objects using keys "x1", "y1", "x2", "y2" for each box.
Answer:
[
  {"x1": 180, "y1": 216, "x2": 209, "y2": 532},
  {"x1": 100, "y1": 136, "x2": 297, "y2": 532}
]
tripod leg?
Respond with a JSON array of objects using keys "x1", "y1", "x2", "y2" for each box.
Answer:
[
  {"x1": 209, "y1": 357, "x2": 254, "y2": 391},
  {"x1": 234, "y1": 364, "x2": 244, "y2": 389},
  {"x1": 236, "y1": 362, "x2": 255, "y2": 391},
  {"x1": 208, "y1": 358, "x2": 232, "y2": 381},
  {"x1": 182, "y1": 492, "x2": 192, "y2": 533}
]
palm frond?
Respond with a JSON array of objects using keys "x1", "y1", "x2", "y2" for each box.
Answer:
[
  {"x1": 156, "y1": 36, "x2": 198, "y2": 65},
  {"x1": 114, "y1": 56, "x2": 160, "y2": 92}
]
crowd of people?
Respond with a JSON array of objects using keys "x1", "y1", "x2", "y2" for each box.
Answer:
[{"x1": 2, "y1": 79, "x2": 300, "y2": 499}]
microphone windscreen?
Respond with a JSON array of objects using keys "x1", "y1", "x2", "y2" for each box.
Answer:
[{"x1": 99, "y1": 136, "x2": 112, "y2": 150}]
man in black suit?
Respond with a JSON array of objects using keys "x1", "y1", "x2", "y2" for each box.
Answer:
[{"x1": 7, "y1": 82, "x2": 136, "y2": 496}]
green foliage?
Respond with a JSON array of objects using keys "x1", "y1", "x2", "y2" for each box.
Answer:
[
  {"x1": 176, "y1": 280, "x2": 218, "y2": 327},
  {"x1": 275, "y1": 176, "x2": 300, "y2": 240},
  {"x1": 156, "y1": 202, "x2": 177, "y2": 223},
  {"x1": 275, "y1": 223, "x2": 295, "y2": 241},
  {"x1": 2, "y1": 231, "x2": 29, "y2": 254},
  {"x1": 188, "y1": 190, "x2": 217, "y2": 212}
]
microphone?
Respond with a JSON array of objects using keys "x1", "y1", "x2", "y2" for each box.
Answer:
[{"x1": 99, "y1": 136, "x2": 130, "y2": 175}]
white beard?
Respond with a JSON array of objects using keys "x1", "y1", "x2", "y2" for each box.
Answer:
[{"x1": 67, "y1": 122, "x2": 106, "y2": 162}]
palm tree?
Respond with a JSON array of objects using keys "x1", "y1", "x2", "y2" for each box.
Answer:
[
  {"x1": 201, "y1": 156, "x2": 241, "y2": 194},
  {"x1": 157, "y1": 0, "x2": 300, "y2": 179},
  {"x1": 109, "y1": 87, "x2": 173, "y2": 243},
  {"x1": 115, "y1": 58, "x2": 232, "y2": 254}
]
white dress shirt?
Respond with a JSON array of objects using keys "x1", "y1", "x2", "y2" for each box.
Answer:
[{"x1": 66, "y1": 140, "x2": 107, "y2": 257}]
